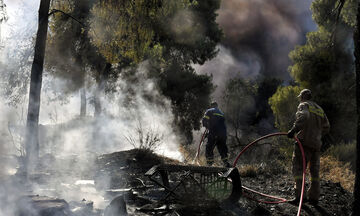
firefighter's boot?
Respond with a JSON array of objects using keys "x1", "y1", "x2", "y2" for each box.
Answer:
[{"x1": 307, "y1": 178, "x2": 320, "y2": 205}]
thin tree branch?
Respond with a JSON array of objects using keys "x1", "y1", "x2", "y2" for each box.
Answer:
[
  {"x1": 48, "y1": 8, "x2": 101, "y2": 40},
  {"x1": 48, "y1": 9, "x2": 85, "y2": 27}
]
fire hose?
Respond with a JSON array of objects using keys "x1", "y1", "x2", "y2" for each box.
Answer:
[
  {"x1": 195, "y1": 132, "x2": 306, "y2": 216},
  {"x1": 193, "y1": 129, "x2": 208, "y2": 165}
]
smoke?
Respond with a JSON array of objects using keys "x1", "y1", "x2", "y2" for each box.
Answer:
[
  {"x1": 169, "y1": 8, "x2": 205, "y2": 45},
  {"x1": 1, "y1": 0, "x2": 182, "y2": 156},
  {"x1": 195, "y1": 0, "x2": 317, "y2": 99},
  {"x1": 0, "y1": 1, "x2": 184, "y2": 215},
  {"x1": 34, "y1": 61, "x2": 181, "y2": 156}
]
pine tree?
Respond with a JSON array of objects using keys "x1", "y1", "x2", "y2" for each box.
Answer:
[{"x1": 25, "y1": 0, "x2": 51, "y2": 171}]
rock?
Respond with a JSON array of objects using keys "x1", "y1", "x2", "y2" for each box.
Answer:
[
  {"x1": 16, "y1": 195, "x2": 72, "y2": 216},
  {"x1": 104, "y1": 195, "x2": 128, "y2": 216}
]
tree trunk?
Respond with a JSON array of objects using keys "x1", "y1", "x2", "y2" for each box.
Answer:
[
  {"x1": 80, "y1": 87, "x2": 86, "y2": 118},
  {"x1": 94, "y1": 63, "x2": 111, "y2": 117},
  {"x1": 24, "y1": 0, "x2": 50, "y2": 171},
  {"x1": 353, "y1": 1, "x2": 360, "y2": 215},
  {"x1": 94, "y1": 89, "x2": 101, "y2": 117}
]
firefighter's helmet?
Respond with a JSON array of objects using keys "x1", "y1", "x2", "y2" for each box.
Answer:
[{"x1": 297, "y1": 89, "x2": 312, "y2": 99}]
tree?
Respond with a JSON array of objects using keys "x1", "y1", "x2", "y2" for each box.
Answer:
[
  {"x1": 47, "y1": 0, "x2": 222, "y2": 144},
  {"x1": 271, "y1": 0, "x2": 357, "y2": 143},
  {"x1": 222, "y1": 77, "x2": 283, "y2": 147},
  {"x1": 157, "y1": 59, "x2": 214, "y2": 144},
  {"x1": 353, "y1": 1, "x2": 360, "y2": 214},
  {"x1": 222, "y1": 78, "x2": 257, "y2": 145},
  {"x1": 47, "y1": 0, "x2": 108, "y2": 117},
  {"x1": 25, "y1": 0, "x2": 51, "y2": 170},
  {"x1": 89, "y1": 0, "x2": 222, "y2": 143},
  {"x1": 269, "y1": 86, "x2": 302, "y2": 132}
]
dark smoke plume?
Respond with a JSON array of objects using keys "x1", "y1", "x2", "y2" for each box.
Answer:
[{"x1": 195, "y1": 0, "x2": 317, "y2": 97}]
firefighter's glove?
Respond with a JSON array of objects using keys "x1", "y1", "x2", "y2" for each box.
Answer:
[{"x1": 287, "y1": 129, "x2": 295, "y2": 139}]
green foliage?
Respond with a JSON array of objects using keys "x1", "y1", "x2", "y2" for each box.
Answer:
[
  {"x1": 311, "y1": 0, "x2": 359, "y2": 29},
  {"x1": 271, "y1": 0, "x2": 357, "y2": 142},
  {"x1": 288, "y1": 28, "x2": 356, "y2": 141},
  {"x1": 311, "y1": 0, "x2": 339, "y2": 30},
  {"x1": 289, "y1": 29, "x2": 334, "y2": 88},
  {"x1": 88, "y1": 0, "x2": 222, "y2": 65},
  {"x1": 47, "y1": 0, "x2": 108, "y2": 92},
  {"x1": 268, "y1": 86, "x2": 301, "y2": 132},
  {"x1": 89, "y1": 0, "x2": 159, "y2": 63},
  {"x1": 47, "y1": 0, "x2": 221, "y2": 143},
  {"x1": 341, "y1": 0, "x2": 359, "y2": 28},
  {"x1": 158, "y1": 60, "x2": 214, "y2": 144},
  {"x1": 156, "y1": 0, "x2": 222, "y2": 65}
]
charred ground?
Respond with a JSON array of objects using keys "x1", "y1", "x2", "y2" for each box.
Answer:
[{"x1": 0, "y1": 148, "x2": 353, "y2": 216}]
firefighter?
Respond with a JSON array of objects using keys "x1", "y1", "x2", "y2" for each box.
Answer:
[
  {"x1": 202, "y1": 101, "x2": 230, "y2": 167},
  {"x1": 287, "y1": 89, "x2": 330, "y2": 205}
]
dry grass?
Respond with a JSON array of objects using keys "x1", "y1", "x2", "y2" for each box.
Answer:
[
  {"x1": 325, "y1": 142, "x2": 356, "y2": 171},
  {"x1": 320, "y1": 155, "x2": 355, "y2": 192},
  {"x1": 239, "y1": 164, "x2": 258, "y2": 177}
]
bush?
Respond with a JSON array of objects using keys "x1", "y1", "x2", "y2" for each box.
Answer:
[
  {"x1": 324, "y1": 141, "x2": 356, "y2": 171},
  {"x1": 125, "y1": 121, "x2": 163, "y2": 151}
]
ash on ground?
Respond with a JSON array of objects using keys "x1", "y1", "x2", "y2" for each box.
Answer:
[{"x1": 0, "y1": 149, "x2": 353, "y2": 216}]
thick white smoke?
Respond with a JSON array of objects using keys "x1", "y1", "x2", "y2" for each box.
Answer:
[
  {"x1": 1, "y1": 0, "x2": 182, "y2": 159},
  {"x1": 0, "y1": 1, "x2": 183, "y2": 214}
]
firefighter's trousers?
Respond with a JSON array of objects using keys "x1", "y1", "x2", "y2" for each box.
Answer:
[
  {"x1": 292, "y1": 143, "x2": 321, "y2": 201},
  {"x1": 205, "y1": 133, "x2": 228, "y2": 166}
]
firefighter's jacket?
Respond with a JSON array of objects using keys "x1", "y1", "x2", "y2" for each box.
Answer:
[
  {"x1": 291, "y1": 100, "x2": 330, "y2": 150},
  {"x1": 202, "y1": 108, "x2": 227, "y2": 136}
]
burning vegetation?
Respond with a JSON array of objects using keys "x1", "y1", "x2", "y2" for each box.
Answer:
[{"x1": 0, "y1": 0, "x2": 360, "y2": 215}]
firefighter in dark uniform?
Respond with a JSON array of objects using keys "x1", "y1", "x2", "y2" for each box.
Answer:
[
  {"x1": 202, "y1": 101, "x2": 230, "y2": 167},
  {"x1": 287, "y1": 89, "x2": 330, "y2": 205}
]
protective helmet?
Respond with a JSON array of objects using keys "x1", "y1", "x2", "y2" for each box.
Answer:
[
  {"x1": 297, "y1": 89, "x2": 312, "y2": 99},
  {"x1": 210, "y1": 101, "x2": 218, "y2": 108}
]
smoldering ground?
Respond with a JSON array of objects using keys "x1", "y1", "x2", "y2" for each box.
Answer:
[{"x1": 1, "y1": 71, "x2": 183, "y2": 214}]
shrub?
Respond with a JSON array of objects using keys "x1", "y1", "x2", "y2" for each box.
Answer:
[
  {"x1": 125, "y1": 121, "x2": 163, "y2": 151},
  {"x1": 324, "y1": 141, "x2": 356, "y2": 171}
]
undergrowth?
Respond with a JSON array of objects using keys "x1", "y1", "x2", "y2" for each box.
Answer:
[
  {"x1": 239, "y1": 164, "x2": 258, "y2": 177},
  {"x1": 320, "y1": 155, "x2": 355, "y2": 192},
  {"x1": 324, "y1": 142, "x2": 356, "y2": 171}
]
